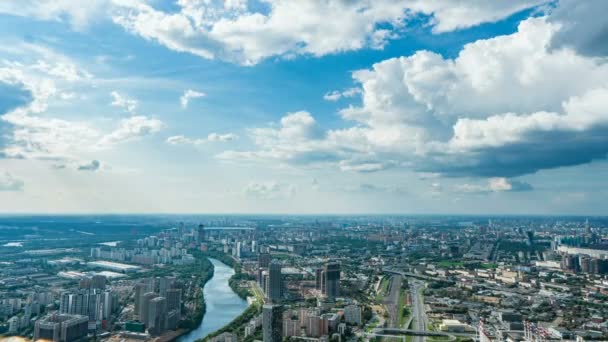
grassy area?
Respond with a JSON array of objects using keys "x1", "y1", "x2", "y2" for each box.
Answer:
[
  {"x1": 398, "y1": 289, "x2": 410, "y2": 328},
  {"x1": 480, "y1": 262, "x2": 498, "y2": 269},
  {"x1": 436, "y1": 261, "x2": 464, "y2": 268},
  {"x1": 375, "y1": 276, "x2": 391, "y2": 302}
]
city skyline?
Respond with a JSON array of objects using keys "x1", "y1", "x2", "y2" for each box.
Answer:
[{"x1": 1, "y1": 1, "x2": 607, "y2": 215}]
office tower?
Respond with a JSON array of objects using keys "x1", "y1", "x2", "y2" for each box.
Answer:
[
  {"x1": 91, "y1": 275, "x2": 107, "y2": 289},
  {"x1": 165, "y1": 288, "x2": 181, "y2": 313},
  {"x1": 259, "y1": 253, "x2": 271, "y2": 268},
  {"x1": 315, "y1": 268, "x2": 324, "y2": 291},
  {"x1": 580, "y1": 255, "x2": 591, "y2": 273},
  {"x1": 197, "y1": 224, "x2": 205, "y2": 243},
  {"x1": 148, "y1": 297, "x2": 167, "y2": 336},
  {"x1": 102, "y1": 291, "x2": 113, "y2": 319},
  {"x1": 263, "y1": 304, "x2": 283, "y2": 342},
  {"x1": 35, "y1": 314, "x2": 88, "y2": 342},
  {"x1": 140, "y1": 292, "x2": 158, "y2": 327},
  {"x1": 268, "y1": 261, "x2": 282, "y2": 302},
  {"x1": 134, "y1": 281, "x2": 153, "y2": 317},
  {"x1": 323, "y1": 262, "x2": 340, "y2": 299},
  {"x1": 158, "y1": 276, "x2": 176, "y2": 297}
]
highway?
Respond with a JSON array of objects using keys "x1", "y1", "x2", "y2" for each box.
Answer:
[{"x1": 409, "y1": 280, "x2": 427, "y2": 342}]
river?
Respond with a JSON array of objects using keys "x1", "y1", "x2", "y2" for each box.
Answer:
[{"x1": 177, "y1": 258, "x2": 249, "y2": 342}]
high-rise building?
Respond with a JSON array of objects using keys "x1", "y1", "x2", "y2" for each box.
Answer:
[
  {"x1": 306, "y1": 315, "x2": 323, "y2": 337},
  {"x1": 283, "y1": 318, "x2": 299, "y2": 337},
  {"x1": 344, "y1": 305, "x2": 362, "y2": 325},
  {"x1": 140, "y1": 292, "x2": 158, "y2": 327},
  {"x1": 165, "y1": 288, "x2": 182, "y2": 314},
  {"x1": 315, "y1": 268, "x2": 324, "y2": 291},
  {"x1": 263, "y1": 304, "x2": 283, "y2": 342},
  {"x1": 134, "y1": 280, "x2": 153, "y2": 317},
  {"x1": 197, "y1": 224, "x2": 206, "y2": 243},
  {"x1": 259, "y1": 253, "x2": 271, "y2": 268},
  {"x1": 91, "y1": 275, "x2": 107, "y2": 289},
  {"x1": 147, "y1": 297, "x2": 167, "y2": 336},
  {"x1": 268, "y1": 261, "x2": 282, "y2": 302},
  {"x1": 34, "y1": 314, "x2": 88, "y2": 342},
  {"x1": 323, "y1": 262, "x2": 340, "y2": 299},
  {"x1": 158, "y1": 276, "x2": 176, "y2": 297}
]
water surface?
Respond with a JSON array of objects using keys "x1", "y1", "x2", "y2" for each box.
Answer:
[{"x1": 178, "y1": 258, "x2": 249, "y2": 342}]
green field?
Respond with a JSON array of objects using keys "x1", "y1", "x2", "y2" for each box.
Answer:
[{"x1": 436, "y1": 261, "x2": 464, "y2": 268}]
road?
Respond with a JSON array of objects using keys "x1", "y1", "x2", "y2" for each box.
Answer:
[
  {"x1": 409, "y1": 280, "x2": 427, "y2": 342},
  {"x1": 385, "y1": 275, "x2": 403, "y2": 328}
]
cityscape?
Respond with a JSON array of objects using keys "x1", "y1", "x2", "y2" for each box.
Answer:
[
  {"x1": 1, "y1": 215, "x2": 608, "y2": 342},
  {"x1": 1, "y1": 1, "x2": 608, "y2": 342}
]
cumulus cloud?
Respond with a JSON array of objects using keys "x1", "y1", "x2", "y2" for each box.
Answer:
[
  {"x1": 243, "y1": 181, "x2": 295, "y2": 200},
  {"x1": 167, "y1": 132, "x2": 238, "y2": 145},
  {"x1": 180, "y1": 89, "x2": 205, "y2": 109},
  {"x1": 220, "y1": 15, "x2": 608, "y2": 179},
  {"x1": 110, "y1": 91, "x2": 137, "y2": 114},
  {"x1": 455, "y1": 178, "x2": 533, "y2": 194},
  {"x1": 0, "y1": 0, "x2": 110, "y2": 30},
  {"x1": 107, "y1": 0, "x2": 546, "y2": 65},
  {"x1": 77, "y1": 159, "x2": 100, "y2": 171},
  {"x1": 98, "y1": 116, "x2": 164, "y2": 147},
  {"x1": 548, "y1": 0, "x2": 608, "y2": 57},
  {"x1": 0, "y1": 172, "x2": 24, "y2": 191}
]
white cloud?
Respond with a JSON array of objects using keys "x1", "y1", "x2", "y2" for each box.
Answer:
[
  {"x1": 218, "y1": 15, "x2": 608, "y2": 178},
  {"x1": 167, "y1": 132, "x2": 238, "y2": 145},
  {"x1": 180, "y1": 89, "x2": 206, "y2": 109},
  {"x1": 207, "y1": 132, "x2": 238, "y2": 142},
  {"x1": 0, "y1": 0, "x2": 110, "y2": 30},
  {"x1": 0, "y1": 172, "x2": 24, "y2": 191},
  {"x1": 323, "y1": 88, "x2": 361, "y2": 102},
  {"x1": 109, "y1": 0, "x2": 547, "y2": 65},
  {"x1": 110, "y1": 91, "x2": 138, "y2": 114},
  {"x1": 98, "y1": 116, "x2": 164, "y2": 147},
  {"x1": 243, "y1": 181, "x2": 295, "y2": 200},
  {"x1": 455, "y1": 178, "x2": 533, "y2": 193}
]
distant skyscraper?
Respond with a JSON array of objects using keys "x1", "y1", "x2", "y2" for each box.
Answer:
[
  {"x1": 315, "y1": 268, "x2": 324, "y2": 291},
  {"x1": 263, "y1": 304, "x2": 283, "y2": 342},
  {"x1": 268, "y1": 261, "x2": 282, "y2": 302},
  {"x1": 134, "y1": 281, "x2": 153, "y2": 317},
  {"x1": 35, "y1": 314, "x2": 88, "y2": 342},
  {"x1": 197, "y1": 224, "x2": 205, "y2": 243},
  {"x1": 158, "y1": 276, "x2": 176, "y2": 297},
  {"x1": 165, "y1": 288, "x2": 181, "y2": 314},
  {"x1": 140, "y1": 292, "x2": 158, "y2": 327},
  {"x1": 147, "y1": 297, "x2": 167, "y2": 336},
  {"x1": 323, "y1": 262, "x2": 340, "y2": 299},
  {"x1": 91, "y1": 275, "x2": 107, "y2": 289},
  {"x1": 259, "y1": 253, "x2": 271, "y2": 268}
]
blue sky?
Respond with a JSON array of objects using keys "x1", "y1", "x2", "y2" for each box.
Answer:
[{"x1": 0, "y1": 0, "x2": 607, "y2": 214}]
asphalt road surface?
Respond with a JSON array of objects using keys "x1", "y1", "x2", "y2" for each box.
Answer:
[{"x1": 410, "y1": 280, "x2": 428, "y2": 342}]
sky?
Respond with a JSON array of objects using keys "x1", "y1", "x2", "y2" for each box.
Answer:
[{"x1": 0, "y1": 0, "x2": 607, "y2": 215}]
